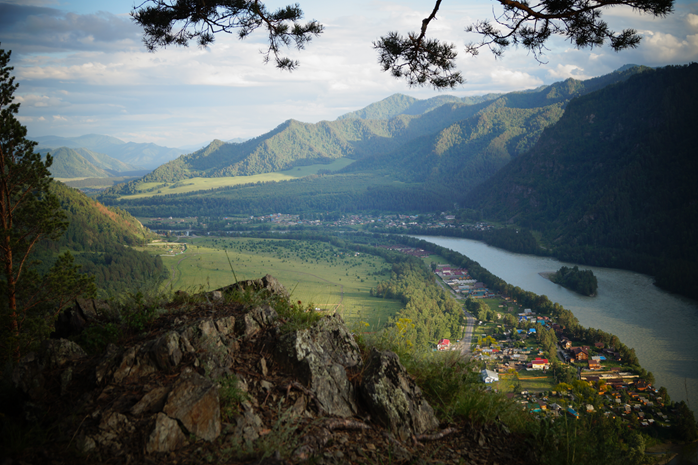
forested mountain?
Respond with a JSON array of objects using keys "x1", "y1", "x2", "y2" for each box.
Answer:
[
  {"x1": 103, "y1": 65, "x2": 646, "y2": 200},
  {"x1": 36, "y1": 182, "x2": 166, "y2": 295},
  {"x1": 464, "y1": 63, "x2": 698, "y2": 298},
  {"x1": 341, "y1": 65, "x2": 651, "y2": 191},
  {"x1": 335, "y1": 93, "x2": 498, "y2": 121},
  {"x1": 39, "y1": 147, "x2": 141, "y2": 178},
  {"x1": 35, "y1": 134, "x2": 186, "y2": 168}
]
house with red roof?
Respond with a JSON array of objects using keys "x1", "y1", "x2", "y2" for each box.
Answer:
[
  {"x1": 530, "y1": 358, "x2": 550, "y2": 370},
  {"x1": 437, "y1": 339, "x2": 451, "y2": 351}
]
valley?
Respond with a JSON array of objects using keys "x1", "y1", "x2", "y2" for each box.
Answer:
[
  {"x1": 139, "y1": 237, "x2": 403, "y2": 329},
  {"x1": 4, "y1": 45, "x2": 698, "y2": 463}
]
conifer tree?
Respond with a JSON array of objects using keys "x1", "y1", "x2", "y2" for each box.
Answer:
[{"x1": 0, "y1": 46, "x2": 95, "y2": 363}]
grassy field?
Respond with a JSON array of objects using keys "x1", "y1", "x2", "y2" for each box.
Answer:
[
  {"x1": 517, "y1": 373, "x2": 556, "y2": 393},
  {"x1": 136, "y1": 237, "x2": 402, "y2": 330},
  {"x1": 122, "y1": 158, "x2": 356, "y2": 199}
]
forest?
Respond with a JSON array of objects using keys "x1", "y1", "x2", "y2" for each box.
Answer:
[
  {"x1": 550, "y1": 266, "x2": 598, "y2": 296},
  {"x1": 34, "y1": 182, "x2": 167, "y2": 295}
]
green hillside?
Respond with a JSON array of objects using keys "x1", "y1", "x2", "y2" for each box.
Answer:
[
  {"x1": 41, "y1": 147, "x2": 140, "y2": 178},
  {"x1": 36, "y1": 182, "x2": 166, "y2": 295},
  {"x1": 335, "y1": 93, "x2": 502, "y2": 121},
  {"x1": 465, "y1": 63, "x2": 698, "y2": 298},
  {"x1": 103, "y1": 100, "x2": 496, "y2": 196},
  {"x1": 100, "y1": 65, "x2": 651, "y2": 217},
  {"x1": 35, "y1": 133, "x2": 185, "y2": 168},
  {"x1": 341, "y1": 65, "x2": 648, "y2": 192},
  {"x1": 43, "y1": 147, "x2": 110, "y2": 178}
]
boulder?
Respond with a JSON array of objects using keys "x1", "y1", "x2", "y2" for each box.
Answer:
[
  {"x1": 163, "y1": 372, "x2": 221, "y2": 442},
  {"x1": 12, "y1": 339, "x2": 87, "y2": 400},
  {"x1": 276, "y1": 314, "x2": 361, "y2": 417},
  {"x1": 359, "y1": 349, "x2": 439, "y2": 441},
  {"x1": 130, "y1": 386, "x2": 171, "y2": 416},
  {"x1": 146, "y1": 413, "x2": 187, "y2": 453},
  {"x1": 91, "y1": 411, "x2": 135, "y2": 455},
  {"x1": 225, "y1": 400, "x2": 265, "y2": 443},
  {"x1": 236, "y1": 305, "x2": 278, "y2": 339},
  {"x1": 216, "y1": 274, "x2": 290, "y2": 300}
]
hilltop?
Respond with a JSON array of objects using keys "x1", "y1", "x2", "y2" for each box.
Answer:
[
  {"x1": 2, "y1": 276, "x2": 535, "y2": 465},
  {"x1": 464, "y1": 63, "x2": 698, "y2": 299}
]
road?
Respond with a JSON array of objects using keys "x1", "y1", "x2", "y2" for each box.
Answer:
[{"x1": 434, "y1": 275, "x2": 476, "y2": 355}]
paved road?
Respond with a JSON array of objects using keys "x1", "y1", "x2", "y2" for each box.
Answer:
[
  {"x1": 434, "y1": 276, "x2": 476, "y2": 355},
  {"x1": 459, "y1": 311, "x2": 476, "y2": 355}
]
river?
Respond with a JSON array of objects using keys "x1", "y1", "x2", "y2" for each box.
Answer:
[{"x1": 414, "y1": 236, "x2": 698, "y2": 419}]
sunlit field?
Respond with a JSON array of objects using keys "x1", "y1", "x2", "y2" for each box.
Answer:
[
  {"x1": 137, "y1": 237, "x2": 402, "y2": 330},
  {"x1": 121, "y1": 158, "x2": 356, "y2": 199}
]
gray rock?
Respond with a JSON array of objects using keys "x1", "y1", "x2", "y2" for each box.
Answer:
[
  {"x1": 216, "y1": 274, "x2": 290, "y2": 300},
  {"x1": 131, "y1": 386, "x2": 171, "y2": 416},
  {"x1": 276, "y1": 314, "x2": 361, "y2": 417},
  {"x1": 359, "y1": 349, "x2": 439, "y2": 441},
  {"x1": 150, "y1": 331, "x2": 183, "y2": 371},
  {"x1": 163, "y1": 372, "x2": 221, "y2": 442},
  {"x1": 227, "y1": 400, "x2": 265, "y2": 442},
  {"x1": 92, "y1": 411, "x2": 135, "y2": 454},
  {"x1": 95, "y1": 343, "x2": 121, "y2": 385},
  {"x1": 44, "y1": 339, "x2": 87, "y2": 369},
  {"x1": 146, "y1": 413, "x2": 187, "y2": 453},
  {"x1": 12, "y1": 339, "x2": 86, "y2": 400}
]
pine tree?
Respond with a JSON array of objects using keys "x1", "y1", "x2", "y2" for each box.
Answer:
[{"x1": 0, "y1": 46, "x2": 95, "y2": 363}]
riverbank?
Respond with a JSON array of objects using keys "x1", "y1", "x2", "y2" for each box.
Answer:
[{"x1": 413, "y1": 235, "x2": 698, "y2": 417}]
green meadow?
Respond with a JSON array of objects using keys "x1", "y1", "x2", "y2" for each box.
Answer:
[
  {"x1": 137, "y1": 237, "x2": 402, "y2": 330},
  {"x1": 122, "y1": 158, "x2": 356, "y2": 199}
]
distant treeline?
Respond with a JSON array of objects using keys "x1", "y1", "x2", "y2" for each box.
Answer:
[{"x1": 99, "y1": 174, "x2": 452, "y2": 216}]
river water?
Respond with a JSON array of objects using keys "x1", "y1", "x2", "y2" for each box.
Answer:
[{"x1": 414, "y1": 236, "x2": 698, "y2": 417}]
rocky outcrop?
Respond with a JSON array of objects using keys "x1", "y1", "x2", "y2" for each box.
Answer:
[
  {"x1": 8, "y1": 275, "x2": 446, "y2": 463},
  {"x1": 163, "y1": 371, "x2": 221, "y2": 441},
  {"x1": 276, "y1": 313, "x2": 362, "y2": 417},
  {"x1": 360, "y1": 348, "x2": 440, "y2": 441},
  {"x1": 12, "y1": 338, "x2": 87, "y2": 400}
]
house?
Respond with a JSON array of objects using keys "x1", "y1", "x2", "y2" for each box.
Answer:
[
  {"x1": 481, "y1": 369, "x2": 499, "y2": 383},
  {"x1": 560, "y1": 338, "x2": 572, "y2": 350},
  {"x1": 594, "y1": 342, "x2": 605, "y2": 349},
  {"x1": 530, "y1": 358, "x2": 550, "y2": 370},
  {"x1": 437, "y1": 339, "x2": 451, "y2": 351},
  {"x1": 588, "y1": 359, "x2": 601, "y2": 370},
  {"x1": 571, "y1": 347, "x2": 589, "y2": 361}
]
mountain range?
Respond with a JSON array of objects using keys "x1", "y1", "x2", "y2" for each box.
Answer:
[
  {"x1": 103, "y1": 64, "x2": 648, "y2": 198},
  {"x1": 35, "y1": 134, "x2": 187, "y2": 170},
  {"x1": 38, "y1": 147, "x2": 145, "y2": 179},
  {"x1": 91, "y1": 63, "x2": 698, "y2": 298}
]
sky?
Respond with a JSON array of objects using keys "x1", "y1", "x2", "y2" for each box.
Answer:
[{"x1": 2, "y1": 0, "x2": 698, "y2": 148}]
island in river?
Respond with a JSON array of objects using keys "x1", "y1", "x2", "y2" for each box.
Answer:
[{"x1": 543, "y1": 266, "x2": 598, "y2": 297}]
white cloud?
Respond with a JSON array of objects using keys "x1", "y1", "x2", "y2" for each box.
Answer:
[
  {"x1": 688, "y1": 14, "x2": 698, "y2": 30},
  {"x1": 547, "y1": 64, "x2": 591, "y2": 80},
  {"x1": 9, "y1": 0, "x2": 698, "y2": 147},
  {"x1": 489, "y1": 68, "x2": 544, "y2": 89},
  {"x1": 15, "y1": 94, "x2": 64, "y2": 108}
]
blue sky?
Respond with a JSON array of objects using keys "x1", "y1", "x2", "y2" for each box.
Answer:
[{"x1": 2, "y1": 0, "x2": 697, "y2": 148}]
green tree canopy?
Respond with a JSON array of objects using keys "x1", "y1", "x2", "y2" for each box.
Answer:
[{"x1": 0, "y1": 46, "x2": 95, "y2": 363}]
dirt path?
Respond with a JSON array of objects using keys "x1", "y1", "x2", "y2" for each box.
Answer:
[{"x1": 164, "y1": 253, "x2": 200, "y2": 289}]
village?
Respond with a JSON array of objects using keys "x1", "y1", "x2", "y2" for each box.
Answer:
[{"x1": 423, "y1": 259, "x2": 680, "y2": 434}]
